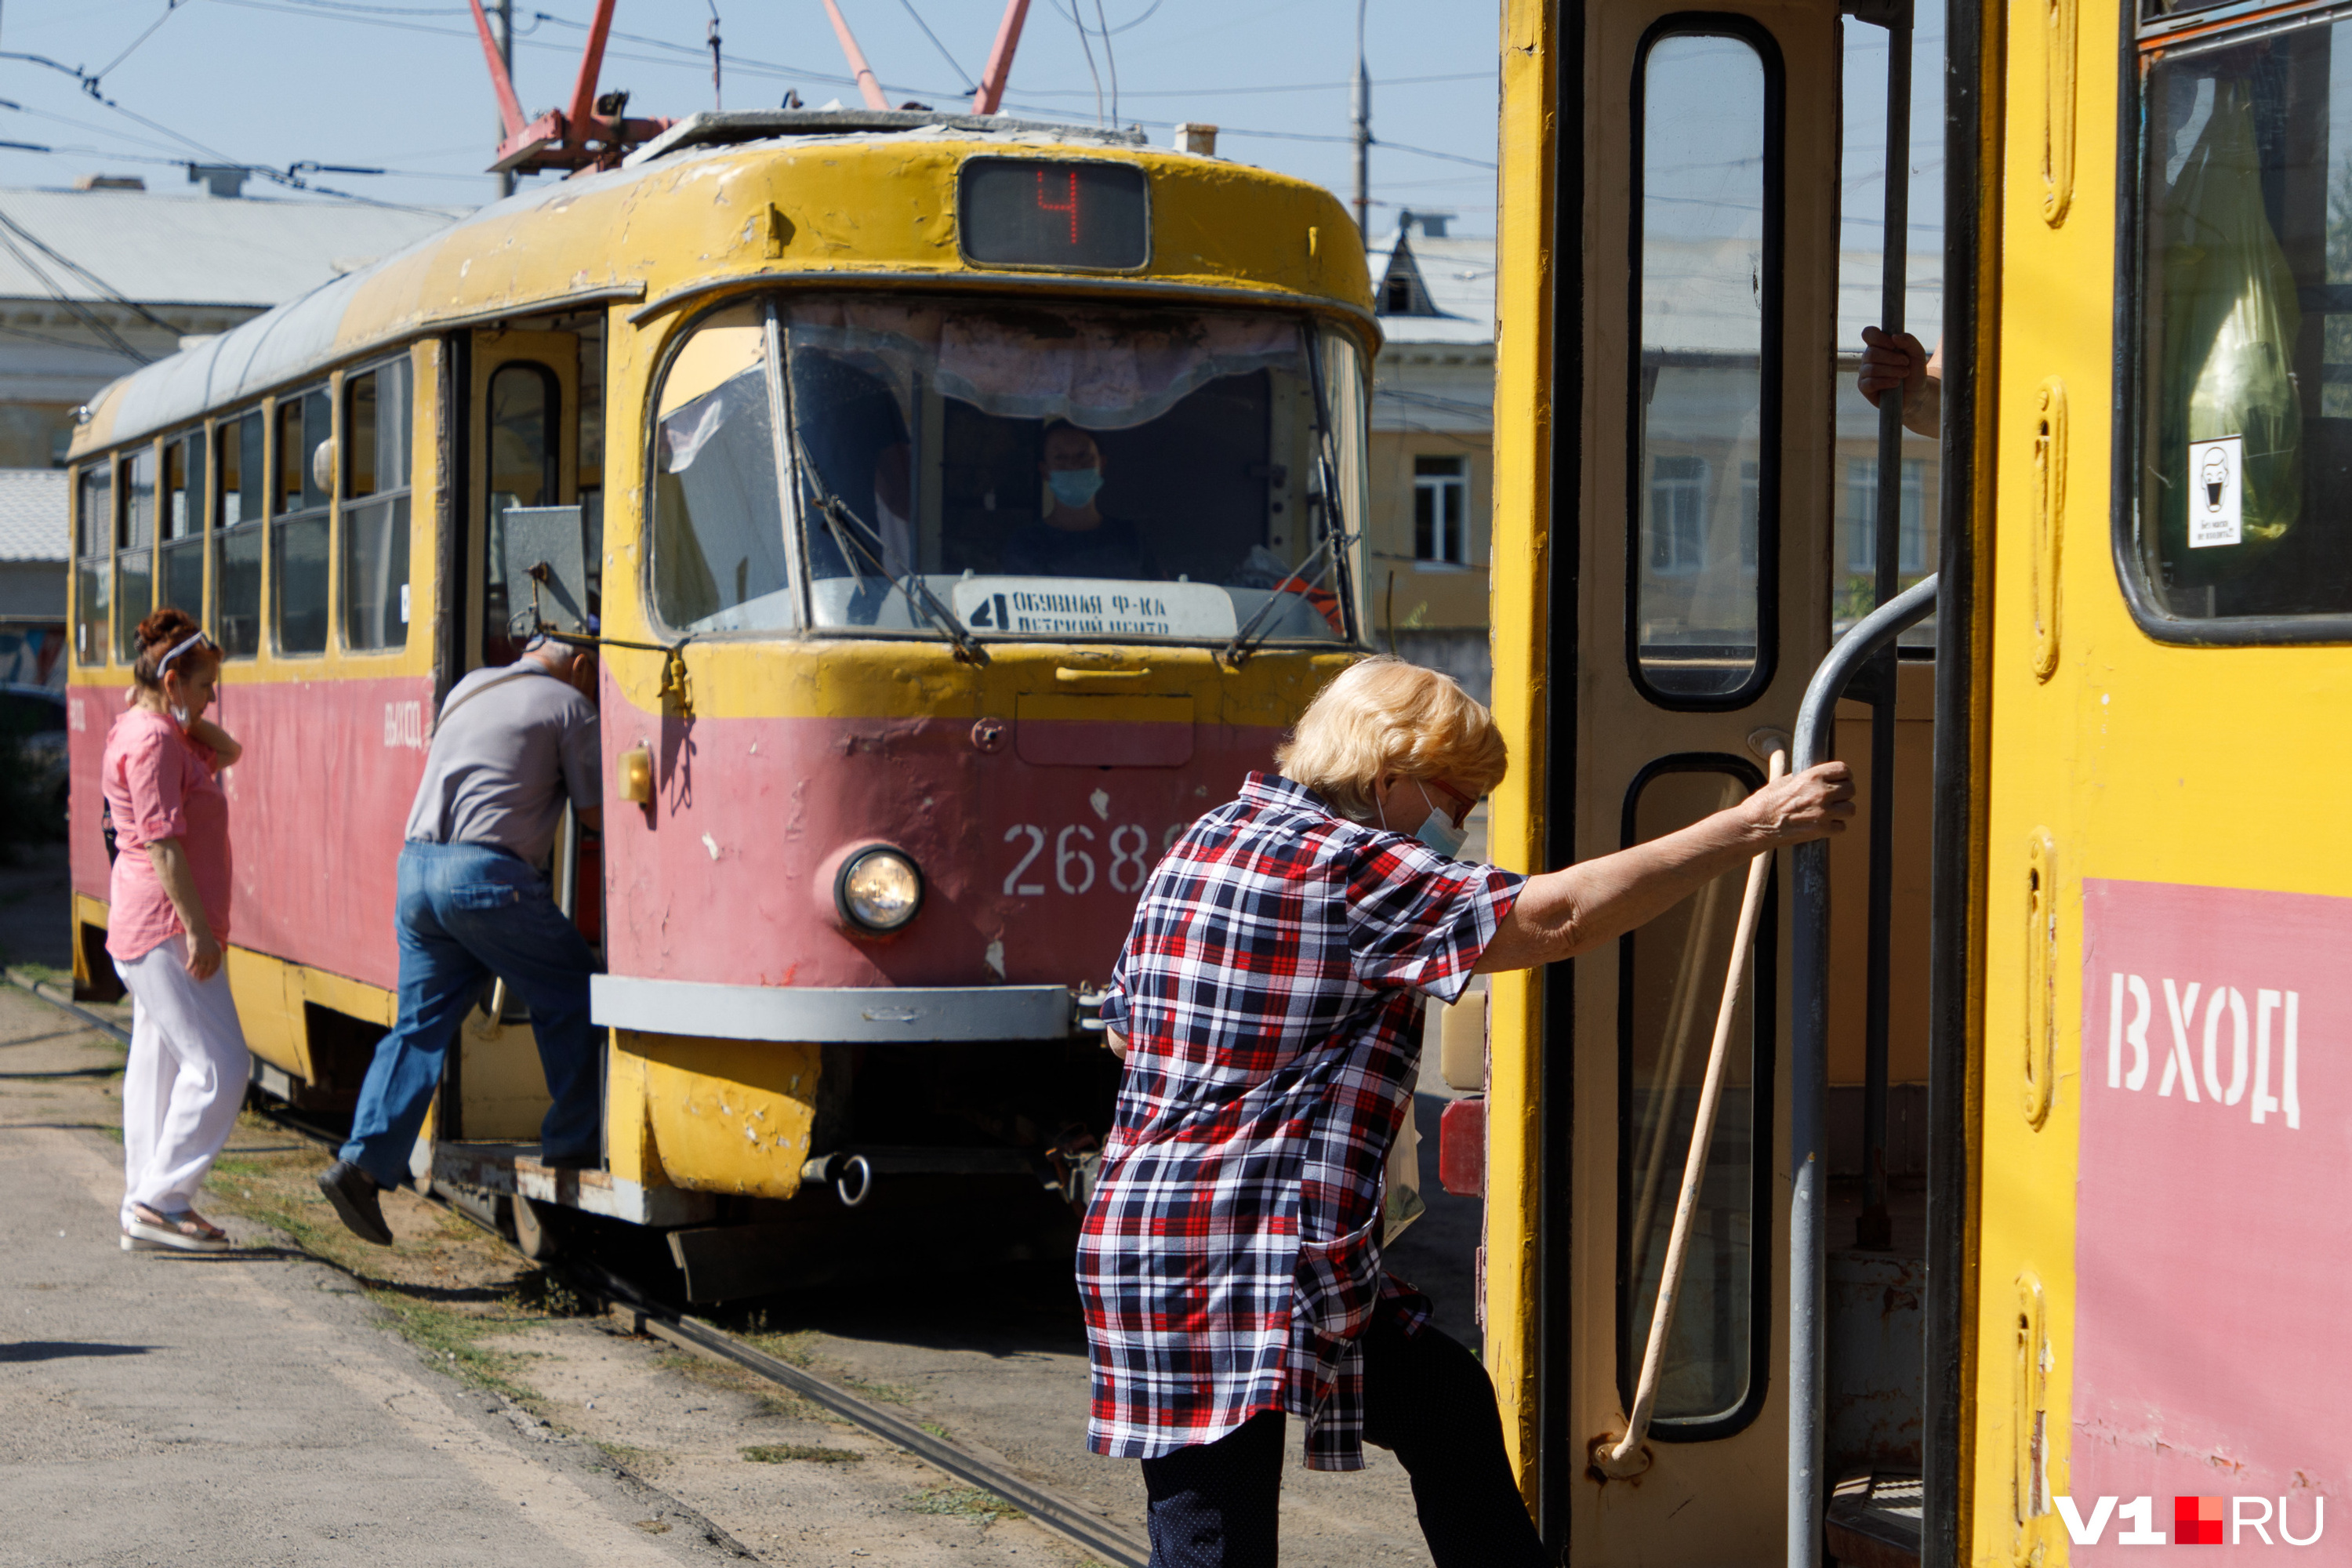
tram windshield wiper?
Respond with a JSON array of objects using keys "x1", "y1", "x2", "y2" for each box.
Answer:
[{"x1": 792, "y1": 439, "x2": 989, "y2": 664}]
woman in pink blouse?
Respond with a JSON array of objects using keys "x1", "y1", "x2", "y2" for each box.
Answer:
[{"x1": 101, "y1": 607, "x2": 248, "y2": 1252}]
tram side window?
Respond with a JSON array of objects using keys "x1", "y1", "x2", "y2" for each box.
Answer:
[
  {"x1": 116, "y1": 447, "x2": 156, "y2": 662},
  {"x1": 2128, "y1": 21, "x2": 2352, "y2": 628},
  {"x1": 214, "y1": 412, "x2": 265, "y2": 657},
  {"x1": 650, "y1": 305, "x2": 790, "y2": 634},
  {"x1": 73, "y1": 462, "x2": 110, "y2": 665},
  {"x1": 1619, "y1": 764, "x2": 1771, "y2": 1435},
  {"x1": 1630, "y1": 27, "x2": 1780, "y2": 705},
  {"x1": 344, "y1": 358, "x2": 412, "y2": 651},
  {"x1": 273, "y1": 387, "x2": 332, "y2": 655},
  {"x1": 485, "y1": 361, "x2": 561, "y2": 664},
  {"x1": 161, "y1": 430, "x2": 205, "y2": 626}
]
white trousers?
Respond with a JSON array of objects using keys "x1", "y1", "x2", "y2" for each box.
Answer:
[{"x1": 116, "y1": 943, "x2": 250, "y2": 1229}]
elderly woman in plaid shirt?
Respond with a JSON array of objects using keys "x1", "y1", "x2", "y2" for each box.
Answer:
[{"x1": 1079, "y1": 657, "x2": 1853, "y2": 1567}]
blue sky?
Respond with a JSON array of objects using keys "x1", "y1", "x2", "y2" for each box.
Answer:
[{"x1": 0, "y1": 0, "x2": 1502, "y2": 232}]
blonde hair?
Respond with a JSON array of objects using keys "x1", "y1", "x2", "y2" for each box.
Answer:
[{"x1": 1274, "y1": 656, "x2": 1507, "y2": 820}]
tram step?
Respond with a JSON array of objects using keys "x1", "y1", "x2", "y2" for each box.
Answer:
[{"x1": 1826, "y1": 1470, "x2": 1922, "y2": 1568}]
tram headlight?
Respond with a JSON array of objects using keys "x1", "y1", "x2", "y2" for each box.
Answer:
[{"x1": 836, "y1": 845, "x2": 924, "y2": 933}]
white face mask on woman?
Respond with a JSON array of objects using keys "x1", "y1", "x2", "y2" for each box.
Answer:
[{"x1": 1381, "y1": 779, "x2": 1468, "y2": 859}]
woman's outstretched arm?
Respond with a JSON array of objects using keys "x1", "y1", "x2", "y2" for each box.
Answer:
[{"x1": 1474, "y1": 760, "x2": 1854, "y2": 974}]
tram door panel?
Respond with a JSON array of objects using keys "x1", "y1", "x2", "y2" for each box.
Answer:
[
  {"x1": 449, "y1": 326, "x2": 584, "y2": 1142},
  {"x1": 1560, "y1": 1, "x2": 1838, "y2": 1561}
]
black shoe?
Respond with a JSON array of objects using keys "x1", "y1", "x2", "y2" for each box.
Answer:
[
  {"x1": 317, "y1": 1160, "x2": 393, "y2": 1246},
  {"x1": 538, "y1": 1149, "x2": 600, "y2": 1171}
]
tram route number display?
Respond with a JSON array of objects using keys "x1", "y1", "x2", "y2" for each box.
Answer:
[
  {"x1": 957, "y1": 158, "x2": 1149, "y2": 270},
  {"x1": 953, "y1": 576, "x2": 1239, "y2": 640},
  {"x1": 1001, "y1": 820, "x2": 1188, "y2": 898}
]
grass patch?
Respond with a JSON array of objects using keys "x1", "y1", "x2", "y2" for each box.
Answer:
[
  {"x1": 742, "y1": 1443, "x2": 863, "y2": 1465},
  {"x1": 841, "y1": 1375, "x2": 913, "y2": 1406},
  {"x1": 920, "y1": 1421, "x2": 950, "y2": 1440},
  {"x1": 739, "y1": 1328, "x2": 819, "y2": 1368},
  {"x1": 365, "y1": 1287, "x2": 540, "y2": 1405},
  {"x1": 905, "y1": 1486, "x2": 1023, "y2": 1524},
  {"x1": 509, "y1": 1267, "x2": 598, "y2": 1317},
  {"x1": 592, "y1": 1441, "x2": 670, "y2": 1475}
]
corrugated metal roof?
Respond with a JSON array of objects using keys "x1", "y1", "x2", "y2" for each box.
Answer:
[
  {"x1": 1368, "y1": 230, "x2": 1494, "y2": 347},
  {"x1": 0, "y1": 467, "x2": 67, "y2": 563},
  {"x1": 0, "y1": 187, "x2": 466, "y2": 308}
]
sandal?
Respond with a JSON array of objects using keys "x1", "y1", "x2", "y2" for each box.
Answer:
[{"x1": 124, "y1": 1205, "x2": 233, "y2": 1253}]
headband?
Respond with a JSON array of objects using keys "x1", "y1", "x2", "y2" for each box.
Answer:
[{"x1": 154, "y1": 630, "x2": 216, "y2": 680}]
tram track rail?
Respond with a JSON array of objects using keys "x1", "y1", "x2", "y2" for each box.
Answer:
[{"x1": 3, "y1": 965, "x2": 1151, "y2": 1568}]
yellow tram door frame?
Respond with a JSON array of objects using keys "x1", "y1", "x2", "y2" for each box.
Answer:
[
  {"x1": 435, "y1": 324, "x2": 589, "y2": 1145},
  {"x1": 1492, "y1": 0, "x2": 1852, "y2": 1558}
]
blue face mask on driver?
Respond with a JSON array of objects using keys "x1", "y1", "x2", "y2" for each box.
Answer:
[{"x1": 1047, "y1": 467, "x2": 1105, "y2": 509}]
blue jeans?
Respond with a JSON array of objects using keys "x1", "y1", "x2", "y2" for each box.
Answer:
[{"x1": 339, "y1": 840, "x2": 602, "y2": 1188}]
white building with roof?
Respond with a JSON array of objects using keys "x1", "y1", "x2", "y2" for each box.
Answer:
[
  {"x1": 0, "y1": 468, "x2": 69, "y2": 686},
  {"x1": 0, "y1": 174, "x2": 463, "y2": 690},
  {"x1": 1366, "y1": 214, "x2": 1496, "y2": 702},
  {"x1": 0, "y1": 175, "x2": 466, "y2": 468}
]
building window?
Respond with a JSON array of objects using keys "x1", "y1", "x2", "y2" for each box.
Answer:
[
  {"x1": 343, "y1": 356, "x2": 412, "y2": 651},
  {"x1": 215, "y1": 411, "x2": 264, "y2": 658},
  {"x1": 1845, "y1": 457, "x2": 1928, "y2": 575},
  {"x1": 1646, "y1": 454, "x2": 1709, "y2": 575},
  {"x1": 73, "y1": 462, "x2": 111, "y2": 665},
  {"x1": 273, "y1": 386, "x2": 332, "y2": 655},
  {"x1": 1384, "y1": 270, "x2": 1418, "y2": 314},
  {"x1": 1414, "y1": 455, "x2": 1469, "y2": 564}
]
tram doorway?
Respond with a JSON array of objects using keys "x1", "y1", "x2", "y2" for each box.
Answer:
[
  {"x1": 1489, "y1": 0, "x2": 1947, "y2": 1560},
  {"x1": 432, "y1": 318, "x2": 608, "y2": 1146}
]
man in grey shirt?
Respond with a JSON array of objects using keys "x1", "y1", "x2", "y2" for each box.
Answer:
[{"x1": 319, "y1": 637, "x2": 603, "y2": 1245}]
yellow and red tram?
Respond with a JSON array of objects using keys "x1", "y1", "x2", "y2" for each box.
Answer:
[{"x1": 65, "y1": 110, "x2": 1377, "y2": 1294}]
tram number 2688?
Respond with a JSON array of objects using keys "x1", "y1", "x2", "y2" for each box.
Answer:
[{"x1": 1001, "y1": 822, "x2": 1185, "y2": 898}]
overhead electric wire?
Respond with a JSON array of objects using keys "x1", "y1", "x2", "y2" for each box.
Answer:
[
  {"x1": 893, "y1": 0, "x2": 973, "y2": 93},
  {"x1": 0, "y1": 205, "x2": 178, "y2": 334},
  {"x1": 0, "y1": 211, "x2": 151, "y2": 363},
  {"x1": 90, "y1": 0, "x2": 191, "y2": 85},
  {"x1": 1065, "y1": 0, "x2": 1104, "y2": 125},
  {"x1": 1092, "y1": 0, "x2": 1120, "y2": 125}
]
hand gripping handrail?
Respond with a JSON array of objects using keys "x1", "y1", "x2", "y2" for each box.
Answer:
[
  {"x1": 1788, "y1": 572, "x2": 1938, "y2": 1568},
  {"x1": 1595, "y1": 748, "x2": 1787, "y2": 1479}
]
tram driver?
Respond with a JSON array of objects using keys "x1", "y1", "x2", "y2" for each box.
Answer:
[
  {"x1": 318, "y1": 633, "x2": 604, "y2": 1246},
  {"x1": 1000, "y1": 422, "x2": 1155, "y2": 580}
]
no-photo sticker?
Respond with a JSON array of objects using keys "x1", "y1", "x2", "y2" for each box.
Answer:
[{"x1": 2189, "y1": 434, "x2": 2243, "y2": 548}]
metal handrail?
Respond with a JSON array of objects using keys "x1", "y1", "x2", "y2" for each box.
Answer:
[{"x1": 1788, "y1": 572, "x2": 1937, "y2": 1568}]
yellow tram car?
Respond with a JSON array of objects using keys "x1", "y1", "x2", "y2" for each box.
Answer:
[
  {"x1": 64, "y1": 110, "x2": 1379, "y2": 1294},
  {"x1": 1483, "y1": 0, "x2": 2350, "y2": 1559}
]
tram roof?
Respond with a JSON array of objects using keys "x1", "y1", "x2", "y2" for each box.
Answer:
[{"x1": 72, "y1": 114, "x2": 1368, "y2": 459}]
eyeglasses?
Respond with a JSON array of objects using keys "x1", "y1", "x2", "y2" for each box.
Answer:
[
  {"x1": 155, "y1": 630, "x2": 217, "y2": 679},
  {"x1": 1425, "y1": 776, "x2": 1478, "y2": 827}
]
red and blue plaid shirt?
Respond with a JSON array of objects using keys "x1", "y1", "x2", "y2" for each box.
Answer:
[{"x1": 1078, "y1": 771, "x2": 1523, "y2": 1471}]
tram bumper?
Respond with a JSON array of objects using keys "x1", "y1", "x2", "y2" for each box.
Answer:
[{"x1": 589, "y1": 977, "x2": 1083, "y2": 1042}]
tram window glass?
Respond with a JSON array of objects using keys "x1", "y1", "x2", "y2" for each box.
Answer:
[
  {"x1": 343, "y1": 358, "x2": 412, "y2": 651},
  {"x1": 2126, "y1": 21, "x2": 2352, "y2": 630},
  {"x1": 650, "y1": 305, "x2": 790, "y2": 634},
  {"x1": 116, "y1": 447, "x2": 155, "y2": 662},
  {"x1": 1630, "y1": 27, "x2": 1779, "y2": 705},
  {"x1": 74, "y1": 462, "x2": 110, "y2": 665},
  {"x1": 214, "y1": 412, "x2": 264, "y2": 657},
  {"x1": 161, "y1": 431, "x2": 205, "y2": 626},
  {"x1": 272, "y1": 387, "x2": 332, "y2": 655},
  {"x1": 1618, "y1": 763, "x2": 1770, "y2": 1434},
  {"x1": 769, "y1": 296, "x2": 1354, "y2": 645},
  {"x1": 485, "y1": 361, "x2": 561, "y2": 663}
]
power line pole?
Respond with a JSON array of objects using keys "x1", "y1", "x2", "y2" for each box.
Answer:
[
  {"x1": 495, "y1": 0, "x2": 515, "y2": 198},
  {"x1": 1350, "y1": 0, "x2": 1370, "y2": 235}
]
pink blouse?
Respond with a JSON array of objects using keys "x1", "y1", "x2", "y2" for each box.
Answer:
[{"x1": 101, "y1": 709, "x2": 232, "y2": 963}]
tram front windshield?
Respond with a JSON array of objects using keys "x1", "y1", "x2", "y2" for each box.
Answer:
[{"x1": 649, "y1": 296, "x2": 1365, "y2": 645}]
